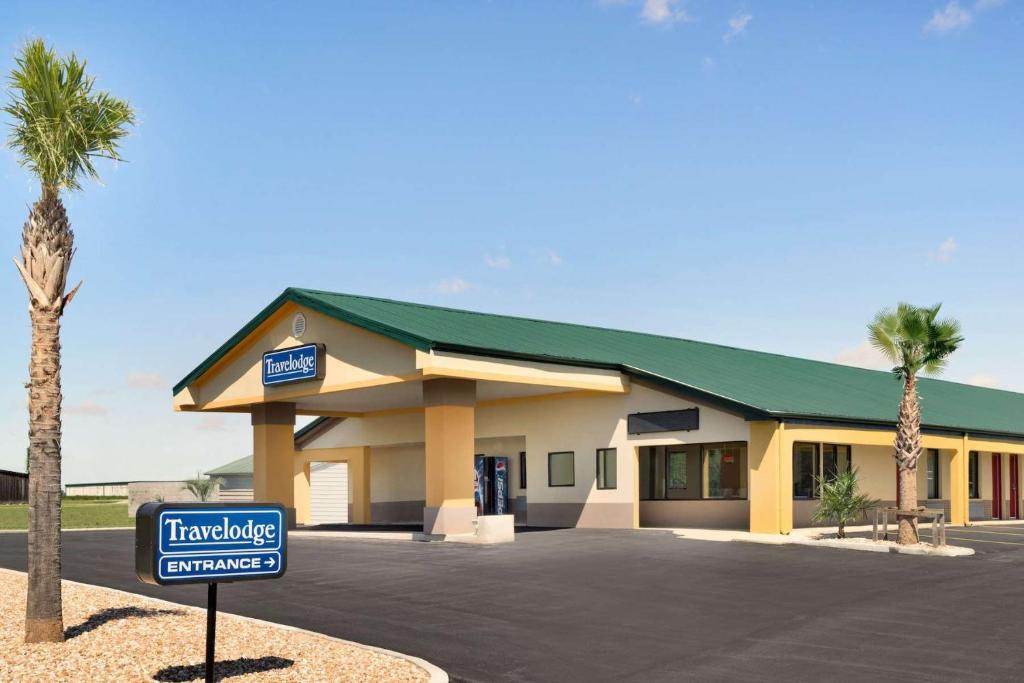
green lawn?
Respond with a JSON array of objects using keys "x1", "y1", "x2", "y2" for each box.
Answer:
[{"x1": 0, "y1": 497, "x2": 133, "y2": 530}]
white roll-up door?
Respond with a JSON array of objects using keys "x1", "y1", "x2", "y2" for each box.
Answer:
[{"x1": 310, "y1": 461, "x2": 349, "y2": 525}]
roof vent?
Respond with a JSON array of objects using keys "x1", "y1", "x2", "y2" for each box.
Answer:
[{"x1": 292, "y1": 313, "x2": 307, "y2": 339}]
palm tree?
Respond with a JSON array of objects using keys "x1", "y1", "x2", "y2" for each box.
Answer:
[
  {"x1": 869, "y1": 303, "x2": 963, "y2": 545},
  {"x1": 4, "y1": 40, "x2": 134, "y2": 643},
  {"x1": 812, "y1": 468, "x2": 879, "y2": 539},
  {"x1": 183, "y1": 474, "x2": 222, "y2": 502}
]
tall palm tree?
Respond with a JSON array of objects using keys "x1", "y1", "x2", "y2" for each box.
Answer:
[
  {"x1": 4, "y1": 39, "x2": 134, "y2": 643},
  {"x1": 869, "y1": 303, "x2": 963, "y2": 545}
]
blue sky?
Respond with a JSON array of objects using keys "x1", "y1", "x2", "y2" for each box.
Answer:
[{"x1": 0, "y1": 1, "x2": 1022, "y2": 482}]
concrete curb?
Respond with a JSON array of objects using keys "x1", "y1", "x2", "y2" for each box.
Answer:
[
  {"x1": 662, "y1": 528, "x2": 974, "y2": 557},
  {"x1": 786, "y1": 536, "x2": 975, "y2": 557},
  {"x1": 0, "y1": 567, "x2": 449, "y2": 682},
  {"x1": 292, "y1": 529, "x2": 418, "y2": 542}
]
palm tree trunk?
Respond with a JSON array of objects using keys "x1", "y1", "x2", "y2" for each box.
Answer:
[
  {"x1": 17, "y1": 189, "x2": 75, "y2": 644},
  {"x1": 25, "y1": 307, "x2": 64, "y2": 643},
  {"x1": 895, "y1": 373, "x2": 922, "y2": 545}
]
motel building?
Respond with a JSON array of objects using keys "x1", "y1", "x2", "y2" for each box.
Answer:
[{"x1": 173, "y1": 288, "x2": 1024, "y2": 538}]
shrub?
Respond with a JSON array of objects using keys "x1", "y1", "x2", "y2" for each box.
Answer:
[{"x1": 812, "y1": 468, "x2": 879, "y2": 539}]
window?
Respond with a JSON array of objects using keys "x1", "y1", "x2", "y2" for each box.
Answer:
[
  {"x1": 793, "y1": 443, "x2": 852, "y2": 499},
  {"x1": 969, "y1": 451, "x2": 979, "y2": 499},
  {"x1": 667, "y1": 448, "x2": 688, "y2": 491},
  {"x1": 548, "y1": 451, "x2": 575, "y2": 487},
  {"x1": 792, "y1": 443, "x2": 819, "y2": 498},
  {"x1": 927, "y1": 449, "x2": 940, "y2": 499},
  {"x1": 823, "y1": 444, "x2": 851, "y2": 479},
  {"x1": 639, "y1": 445, "x2": 701, "y2": 500},
  {"x1": 702, "y1": 443, "x2": 747, "y2": 499},
  {"x1": 596, "y1": 449, "x2": 617, "y2": 489}
]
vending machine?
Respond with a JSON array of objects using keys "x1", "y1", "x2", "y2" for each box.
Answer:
[{"x1": 474, "y1": 455, "x2": 510, "y2": 515}]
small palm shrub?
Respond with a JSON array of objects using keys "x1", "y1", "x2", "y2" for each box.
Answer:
[
  {"x1": 182, "y1": 474, "x2": 221, "y2": 502},
  {"x1": 812, "y1": 468, "x2": 879, "y2": 539}
]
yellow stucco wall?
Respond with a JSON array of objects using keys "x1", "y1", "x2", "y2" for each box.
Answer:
[
  {"x1": 370, "y1": 445, "x2": 426, "y2": 503},
  {"x1": 303, "y1": 382, "x2": 751, "y2": 517},
  {"x1": 177, "y1": 304, "x2": 420, "y2": 411}
]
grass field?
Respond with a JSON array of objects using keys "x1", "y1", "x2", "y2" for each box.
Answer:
[{"x1": 0, "y1": 497, "x2": 132, "y2": 530}]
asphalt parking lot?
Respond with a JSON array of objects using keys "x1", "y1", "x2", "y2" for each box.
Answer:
[
  {"x1": 3, "y1": 527, "x2": 1024, "y2": 682},
  {"x1": 852, "y1": 521, "x2": 1024, "y2": 554}
]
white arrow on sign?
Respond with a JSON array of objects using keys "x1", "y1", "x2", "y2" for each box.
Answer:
[{"x1": 266, "y1": 556, "x2": 275, "y2": 568}]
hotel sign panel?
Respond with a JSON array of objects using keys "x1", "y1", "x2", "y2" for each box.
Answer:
[
  {"x1": 136, "y1": 502, "x2": 288, "y2": 585},
  {"x1": 262, "y1": 343, "x2": 325, "y2": 386}
]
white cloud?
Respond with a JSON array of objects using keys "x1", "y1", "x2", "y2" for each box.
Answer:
[
  {"x1": 701, "y1": 55, "x2": 715, "y2": 71},
  {"x1": 723, "y1": 12, "x2": 752, "y2": 41},
  {"x1": 127, "y1": 372, "x2": 163, "y2": 389},
  {"x1": 538, "y1": 251, "x2": 563, "y2": 266},
  {"x1": 65, "y1": 400, "x2": 107, "y2": 417},
  {"x1": 832, "y1": 342, "x2": 891, "y2": 371},
  {"x1": 925, "y1": 0, "x2": 1003, "y2": 34},
  {"x1": 434, "y1": 277, "x2": 471, "y2": 294},
  {"x1": 932, "y1": 237, "x2": 957, "y2": 263},
  {"x1": 925, "y1": 2, "x2": 972, "y2": 32},
  {"x1": 484, "y1": 253, "x2": 511, "y2": 270},
  {"x1": 640, "y1": 0, "x2": 693, "y2": 26},
  {"x1": 967, "y1": 374, "x2": 999, "y2": 388}
]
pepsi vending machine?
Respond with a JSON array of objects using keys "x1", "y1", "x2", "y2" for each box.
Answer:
[{"x1": 474, "y1": 455, "x2": 510, "y2": 515}]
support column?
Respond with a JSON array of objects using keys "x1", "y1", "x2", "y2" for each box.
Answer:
[
  {"x1": 422, "y1": 378, "x2": 476, "y2": 536},
  {"x1": 348, "y1": 447, "x2": 372, "y2": 524},
  {"x1": 252, "y1": 402, "x2": 298, "y2": 528},
  {"x1": 748, "y1": 420, "x2": 792, "y2": 534},
  {"x1": 949, "y1": 435, "x2": 969, "y2": 526}
]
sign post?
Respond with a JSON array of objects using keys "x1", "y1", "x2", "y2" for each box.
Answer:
[{"x1": 136, "y1": 502, "x2": 288, "y2": 683}]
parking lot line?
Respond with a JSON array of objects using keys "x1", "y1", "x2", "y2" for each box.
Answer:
[{"x1": 927, "y1": 534, "x2": 1024, "y2": 546}]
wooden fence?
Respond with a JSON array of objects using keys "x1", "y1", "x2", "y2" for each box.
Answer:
[{"x1": 0, "y1": 469, "x2": 28, "y2": 503}]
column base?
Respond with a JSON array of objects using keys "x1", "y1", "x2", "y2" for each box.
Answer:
[{"x1": 423, "y1": 506, "x2": 476, "y2": 536}]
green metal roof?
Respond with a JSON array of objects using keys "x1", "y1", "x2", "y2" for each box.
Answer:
[
  {"x1": 204, "y1": 455, "x2": 253, "y2": 476},
  {"x1": 176, "y1": 287, "x2": 1024, "y2": 439}
]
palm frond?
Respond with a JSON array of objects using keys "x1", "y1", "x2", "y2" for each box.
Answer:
[
  {"x1": 4, "y1": 39, "x2": 135, "y2": 192},
  {"x1": 867, "y1": 302, "x2": 964, "y2": 379}
]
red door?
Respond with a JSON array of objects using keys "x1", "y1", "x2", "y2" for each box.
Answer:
[
  {"x1": 1010, "y1": 455, "x2": 1020, "y2": 519},
  {"x1": 993, "y1": 454, "x2": 1003, "y2": 519},
  {"x1": 895, "y1": 465, "x2": 901, "y2": 508}
]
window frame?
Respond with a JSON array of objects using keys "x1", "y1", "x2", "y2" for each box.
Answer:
[
  {"x1": 822, "y1": 443, "x2": 852, "y2": 480},
  {"x1": 701, "y1": 442, "x2": 748, "y2": 500},
  {"x1": 792, "y1": 442, "x2": 821, "y2": 499},
  {"x1": 596, "y1": 448, "x2": 617, "y2": 490},
  {"x1": 666, "y1": 447, "x2": 688, "y2": 492},
  {"x1": 547, "y1": 451, "x2": 575, "y2": 487},
  {"x1": 792, "y1": 442, "x2": 853, "y2": 499}
]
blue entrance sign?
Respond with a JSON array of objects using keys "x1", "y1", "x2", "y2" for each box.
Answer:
[
  {"x1": 262, "y1": 343, "x2": 325, "y2": 386},
  {"x1": 136, "y1": 503, "x2": 287, "y2": 586}
]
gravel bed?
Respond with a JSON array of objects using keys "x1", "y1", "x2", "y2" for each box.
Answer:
[{"x1": 0, "y1": 570, "x2": 430, "y2": 682}]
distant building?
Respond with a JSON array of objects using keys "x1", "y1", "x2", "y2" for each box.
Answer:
[
  {"x1": 1, "y1": 469, "x2": 28, "y2": 503},
  {"x1": 64, "y1": 481, "x2": 131, "y2": 497},
  {"x1": 205, "y1": 455, "x2": 254, "y2": 502}
]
